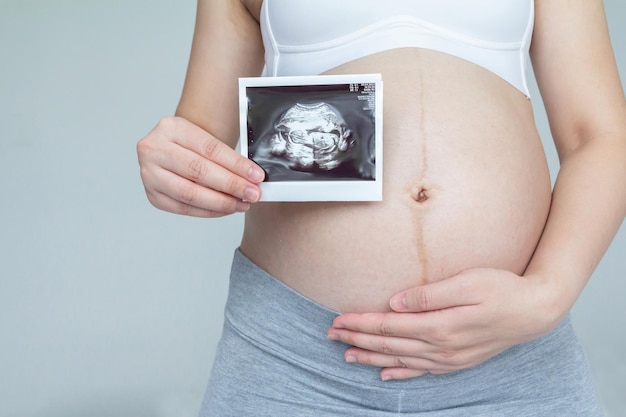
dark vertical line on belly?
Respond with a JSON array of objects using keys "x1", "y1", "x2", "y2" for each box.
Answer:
[{"x1": 414, "y1": 72, "x2": 429, "y2": 282}]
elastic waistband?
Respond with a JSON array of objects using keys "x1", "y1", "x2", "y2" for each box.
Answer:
[{"x1": 224, "y1": 249, "x2": 572, "y2": 389}]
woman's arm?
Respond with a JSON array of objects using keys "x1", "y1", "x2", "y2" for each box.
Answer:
[
  {"x1": 327, "y1": 0, "x2": 626, "y2": 380},
  {"x1": 137, "y1": 0, "x2": 266, "y2": 217},
  {"x1": 176, "y1": 0, "x2": 265, "y2": 142},
  {"x1": 524, "y1": 0, "x2": 626, "y2": 319}
]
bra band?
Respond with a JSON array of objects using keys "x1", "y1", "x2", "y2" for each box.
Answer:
[{"x1": 261, "y1": 0, "x2": 534, "y2": 98}]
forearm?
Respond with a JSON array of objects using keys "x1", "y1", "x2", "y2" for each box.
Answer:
[
  {"x1": 176, "y1": 0, "x2": 264, "y2": 146},
  {"x1": 524, "y1": 134, "x2": 626, "y2": 325}
]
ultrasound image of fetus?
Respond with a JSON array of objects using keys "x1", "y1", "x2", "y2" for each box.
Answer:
[
  {"x1": 268, "y1": 102, "x2": 354, "y2": 171},
  {"x1": 246, "y1": 87, "x2": 377, "y2": 182}
]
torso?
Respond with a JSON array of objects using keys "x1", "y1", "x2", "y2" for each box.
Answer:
[{"x1": 240, "y1": 1, "x2": 551, "y2": 313}]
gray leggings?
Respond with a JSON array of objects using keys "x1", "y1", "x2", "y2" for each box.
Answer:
[{"x1": 199, "y1": 250, "x2": 605, "y2": 416}]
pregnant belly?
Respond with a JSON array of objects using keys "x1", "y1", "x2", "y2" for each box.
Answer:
[
  {"x1": 239, "y1": 49, "x2": 552, "y2": 313},
  {"x1": 240, "y1": 134, "x2": 551, "y2": 313}
]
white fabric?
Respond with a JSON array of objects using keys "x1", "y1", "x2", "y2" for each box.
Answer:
[{"x1": 261, "y1": 0, "x2": 534, "y2": 97}]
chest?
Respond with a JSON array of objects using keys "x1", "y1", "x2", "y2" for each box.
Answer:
[{"x1": 262, "y1": 0, "x2": 532, "y2": 46}]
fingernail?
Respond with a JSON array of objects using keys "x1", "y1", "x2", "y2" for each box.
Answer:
[
  {"x1": 244, "y1": 187, "x2": 260, "y2": 203},
  {"x1": 345, "y1": 355, "x2": 357, "y2": 363},
  {"x1": 327, "y1": 332, "x2": 339, "y2": 341},
  {"x1": 248, "y1": 166, "x2": 265, "y2": 183},
  {"x1": 390, "y1": 294, "x2": 407, "y2": 311},
  {"x1": 236, "y1": 201, "x2": 250, "y2": 212},
  {"x1": 381, "y1": 375, "x2": 393, "y2": 381}
]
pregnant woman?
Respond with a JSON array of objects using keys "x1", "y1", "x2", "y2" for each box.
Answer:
[{"x1": 137, "y1": 0, "x2": 626, "y2": 415}]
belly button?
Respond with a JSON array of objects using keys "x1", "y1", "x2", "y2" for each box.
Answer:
[{"x1": 411, "y1": 187, "x2": 429, "y2": 203}]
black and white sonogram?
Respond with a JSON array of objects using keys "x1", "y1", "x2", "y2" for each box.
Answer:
[
  {"x1": 239, "y1": 74, "x2": 383, "y2": 202},
  {"x1": 269, "y1": 102, "x2": 354, "y2": 173}
]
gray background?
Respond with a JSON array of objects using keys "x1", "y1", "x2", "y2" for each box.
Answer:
[{"x1": 1, "y1": 1, "x2": 624, "y2": 416}]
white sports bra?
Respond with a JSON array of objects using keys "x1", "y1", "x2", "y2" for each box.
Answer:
[{"x1": 260, "y1": 0, "x2": 534, "y2": 97}]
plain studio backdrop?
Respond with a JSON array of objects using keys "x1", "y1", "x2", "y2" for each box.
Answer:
[{"x1": 1, "y1": 1, "x2": 624, "y2": 416}]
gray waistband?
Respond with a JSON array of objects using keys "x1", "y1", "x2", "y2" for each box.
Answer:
[{"x1": 224, "y1": 249, "x2": 573, "y2": 389}]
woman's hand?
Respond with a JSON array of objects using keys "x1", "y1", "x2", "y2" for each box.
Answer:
[
  {"x1": 137, "y1": 116, "x2": 265, "y2": 218},
  {"x1": 327, "y1": 268, "x2": 561, "y2": 380}
]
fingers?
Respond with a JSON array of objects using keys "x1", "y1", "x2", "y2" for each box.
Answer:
[
  {"x1": 328, "y1": 270, "x2": 531, "y2": 380},
  {"x1": 327, "y1": 308, "x2": 490, "y2": 376},
  {"x1": 330, "y1": 328, "x2": 493, "y2": 380},
  {"x1": 144, "y1": 168, "x2": 250, "y2": 217},
  {"x1": 137, "y1": 116, "x2": 266, "y2": 216},
  {"x1": 157, "y1": 142, "x2": 262, "y2": 203},
  {"x1": 166, "y1": 117, "x2": 265, "y2": 185},
  {"x1": 342, "y1": 341, "x2": 502, "y2": 380},
  {"x1": 380, "y1": 368, "x2": 430, "y2": 381},
  {"x1": 342, "y1": 342, "x2": 476, "y2": 371},
  {"x1": 389, "y1": 272, "x2": 481, "y2": 313},
  {"x1": 147, "y1": 191, "x2": 247, "y2": 218},
  {"x1": 329, "y1": 328, "x2": 484, "y2": 380},
  {"x1": 346, "y1": 347, "x2": 462, "y2": 376},
  {"x1": 328, "y1": 316, "x2": 470, "y2": 366},
  {"x1": 330, "y1": 310, "x2": 450, "y2": 340},
  {"x1": 329, "y1": 326, "x2": 432, "y2": 355}
]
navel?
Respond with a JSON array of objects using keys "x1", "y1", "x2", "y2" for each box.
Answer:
[
  {"x1": 410, "y1": 185, "x2": 430, "y2": 204},
  {"x1": 413, "y1": 188, "x2": 429, "y2": 203}
]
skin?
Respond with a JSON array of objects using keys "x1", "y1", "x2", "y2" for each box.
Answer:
[{"x1": 137, "y1": 0, "x2": 626, "y2": 381}]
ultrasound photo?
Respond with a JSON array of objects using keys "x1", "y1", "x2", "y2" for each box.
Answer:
[{"x1": 239, "y1": 74, "x2": 383, "y2": 201}]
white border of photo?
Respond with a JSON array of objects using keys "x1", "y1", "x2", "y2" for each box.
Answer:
[{"x1": 239, "y1": 74, "x2": 383, "y2": 202}]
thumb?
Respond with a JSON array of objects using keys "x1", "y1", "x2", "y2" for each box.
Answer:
[{"x1": 389, "y1": 273, "x2": 479, "y2": 313}]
